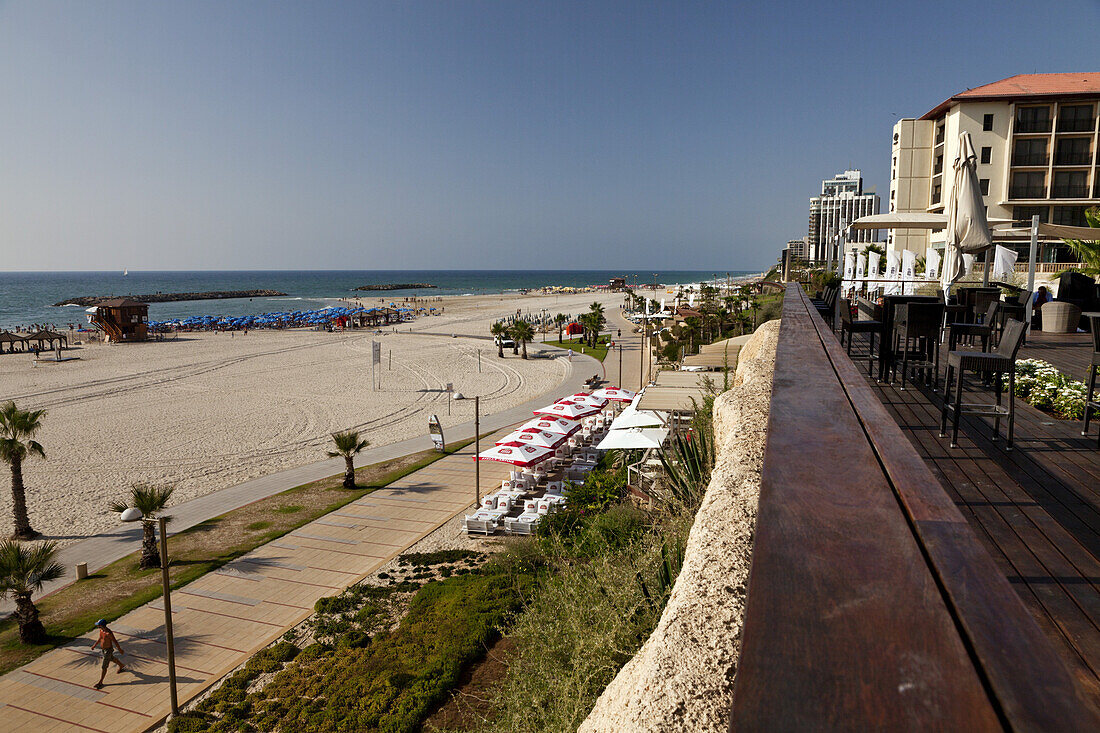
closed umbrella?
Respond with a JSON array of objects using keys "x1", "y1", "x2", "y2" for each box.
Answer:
[{"x1": 942, "y1": 131, "x2": 993, "y2": 288}]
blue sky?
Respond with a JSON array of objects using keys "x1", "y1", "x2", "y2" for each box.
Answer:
[{"x1": 1, "y1": 1, "x2": 1097, "y2": 271}]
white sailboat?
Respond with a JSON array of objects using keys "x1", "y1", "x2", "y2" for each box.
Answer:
[{"x1": 123, "y1": 268, "x2": 128, "y2": 276}]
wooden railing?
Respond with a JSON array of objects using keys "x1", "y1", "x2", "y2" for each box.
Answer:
[{"x1": 729, "y1": 283, "x2": 1097, "y2": 731}]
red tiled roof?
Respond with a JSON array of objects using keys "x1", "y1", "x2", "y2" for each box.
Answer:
[{"x1": 921, "y1": 73, "x2": 1100, "y2": 119}]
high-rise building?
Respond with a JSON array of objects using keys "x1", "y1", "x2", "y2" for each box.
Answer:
[
  {"x1": 786, "y1": 237, "x2": 809, "y2": 260},
  {"x1": 888, "y1": 72, "x2": 1100, "y2": 263},
  {"x1": 807, "y1": 170, "x2": 881, "y2": 261}
]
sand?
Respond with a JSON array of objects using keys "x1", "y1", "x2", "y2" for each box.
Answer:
[{"x1": 0, "y1": 290, "x2": 623, "y2": 545}]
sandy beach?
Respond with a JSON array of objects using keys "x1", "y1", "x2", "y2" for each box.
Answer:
[{"x1": 0, "y1": 290, "x2": 624, "y2": 545}]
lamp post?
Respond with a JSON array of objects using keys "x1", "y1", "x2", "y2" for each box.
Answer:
[{"x1": 120, "y1": 509, "x2": 178, "y2": 718}]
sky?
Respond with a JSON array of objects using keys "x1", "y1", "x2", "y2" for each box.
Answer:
[{"x1": 1, "y1": 1, "x2": 1098, "y2": 272}]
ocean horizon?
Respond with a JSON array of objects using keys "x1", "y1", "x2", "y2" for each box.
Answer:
[{"x1": 0, "y1": 269, "x2": 756, "y2": 329}]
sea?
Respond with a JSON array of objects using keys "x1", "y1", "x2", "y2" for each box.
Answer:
[{"x1": 0, "y1": 270, "x2": 752, "y2": 330}]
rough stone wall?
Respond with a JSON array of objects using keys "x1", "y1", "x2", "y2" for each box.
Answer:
[{"x1": 579, "y1": 319, "x2": 779, "y2": 733}]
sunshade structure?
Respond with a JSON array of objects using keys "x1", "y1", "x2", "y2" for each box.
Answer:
[
  {"x1": 533, "y1": 400, "x2": 602, "y2": 420},
  {"x1": 518, "y1": 417, "x2": 581, "y2": 436},
  {"x1": 477, "y1": 442, "x2": 554, "y2": 467},
  {"x1": 591, "y1": 386, "x2": 636, "y2": 403},
  {"x1": 596, "y1": 427, "x2": 669, "y2": 451},
  {"x1": 652, "y1": 371, "x2": 710, "y2": 388},
  {"x1": 495, "y1": 429, "x2": 567, "y2": 450},
  {"x1": 942, "y1": 131, "x2": 993, "y2": 287},
  {"x1": 566, "y1": 392, "x2": 609, "y2": 408},
  {"x1": 635, "y1": 386, "x2": 711, "y2": 412},
  {"x1": 609, "y1": 403, "x2": 668, "y2": 430}
]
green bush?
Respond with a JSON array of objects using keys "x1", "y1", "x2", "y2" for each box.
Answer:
[{"x1": 399, "y1": 549, "x2": 481, "y2": 566}]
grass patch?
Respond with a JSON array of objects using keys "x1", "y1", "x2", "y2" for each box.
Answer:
[
  {"x1": 0, "y1": 437, "x2": 477, "y2": 675},
  {"x1": 245, "y1": 520, "x2": 272, "y2": 531},
  {"x1": 545, "y1": 337, "x2": 609, "y2": 362}
]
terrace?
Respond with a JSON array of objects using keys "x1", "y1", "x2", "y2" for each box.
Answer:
[{"x1": 731, "y1": 284, "x2": 1100, "y2": 729}]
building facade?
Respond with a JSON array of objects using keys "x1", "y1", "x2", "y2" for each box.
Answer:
[
  {"x1": 888, "y1": 73, "x2": 1100, "y2": 263},
  {"x1": 808, "y1": 170, "x2": 880, "y2": 261},
  {"x1": 786, "y1": 237, "x2": 809, "y2": 260}
]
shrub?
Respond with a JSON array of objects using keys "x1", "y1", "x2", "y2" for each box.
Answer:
[{"x1": 1015, "y1": 359, "x2": 1088, "y2": 420}]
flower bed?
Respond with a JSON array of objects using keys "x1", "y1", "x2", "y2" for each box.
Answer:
[{"x1": 1014, "y1": 359, "x2": 1088, "y2": 420}]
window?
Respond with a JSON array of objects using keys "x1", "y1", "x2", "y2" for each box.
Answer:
[
  {"x1": 1012, "y1": 137, "x2": 1048, "y2": 166},
  {"x1": 1052, "y1": 206, "x2": 1088, "y2": 226},
  {"x1": 935, "y1": 125, "x2": 945, "y2": 145},
  {"x1": 980, "y1": 146, "x2": 992, "y2": 164},
  {"x1": 934, "y1": 154, "x2": 944, "y2": 174},
  {"x1": 892, "y1": 156, "x2": 896, "y2": 180},
  {"x1": 1015, "y1": 105, "x2": 1051, "y2": 133},
  {"x1": 1010, "y1": 171, "x2": 1046, "y2": 199},
  {"x1": 1054, "y1": 137, "x2": 1092, "y2": 166},
  {"x1": 1057, "y1": 104, "x2": 1095, "y2": 132},
  {"x1": 983, "y1": 113, "x2": 994, "y2": 131},
  {"x1": 932, "y1": 183, "x2": 942, "y2": 205},
  {"x1": 1052, "y1": 170, "x2": 1088, "y2": 198},
  {"x1": 1013, "y1": 205, "x2": 1049, "y2": 224},
  {"x1": 979, "y1": 179, "x2": 990, "y2": 195}
]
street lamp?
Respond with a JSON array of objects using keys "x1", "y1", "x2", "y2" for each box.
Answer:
[{"x1": 121, "y1": 510, "x2": 178, "y2": 718}]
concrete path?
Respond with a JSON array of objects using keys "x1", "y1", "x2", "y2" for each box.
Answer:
[
  {"x1": 2, "y1": 342, "x2": 602, "y2": 615},
  {"x1": 0, "y1": 435, "x2": 521, "y2": 732}
]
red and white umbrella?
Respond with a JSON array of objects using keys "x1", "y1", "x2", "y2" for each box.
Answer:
[
  {"x1": 591, "y1": 387, "x2": 636, "y2": 403},
  {"x1": 533, "y1": 400, "x2": 602, "y2": 421},
  {"x1": 496, "y1": 428, "x2": 567, "y2": 449},
  {"x1": 519, "y1": 417, "x2": 581, "y2": 436},
  {"x1": 477, "y1": 441, "x2": 554, "y2": 466},
  {"x1": 567, "y1": 392, "x2": 609, "y2": 408}
]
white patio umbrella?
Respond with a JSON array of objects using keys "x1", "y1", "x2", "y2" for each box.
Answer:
[
  {"x1": 609, "y1": 403, "x2": 669, "y2": 430},
  {"x1": 477, "y1": 441, "x2": 554, "y2": 467},
  {"x1": 495, "y1": 428, "x2": 567, "y2": 449},
  {"x1": 596, "y1": 427, "x2": 669, "y2": 451},
  {"x1": 591, "y1": 387, "x2": 636, "y2": 403},
  {"x1": 566, "y1": 392, "x2": 609, "y2": 408},
  {"x1": 533, "y1": 400, "x2": 602, "y2": 420},
  {"x1": 942, "y1": 131, "x2": 993, "y2": 288},
  {"x1": 519, "y1": 417, "x2": 580, "y2": 436}
]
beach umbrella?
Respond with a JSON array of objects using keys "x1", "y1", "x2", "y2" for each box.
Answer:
[
  {"x1": 566, "y1": 392, "x2": 609, "y2": 408},
  {"x1": 609, "y1": 403, "x2": 668, "y2": 430},
  {"x1": 595, "y1": 427, "x2": 669, "y2": 451},
  {"x1": 533, "y1": 400, "x2": 601, "y2": 420},
  {"x1": 591, "y1": 387, "x2": 636, "y2": 402},
  {"x1": 518, "y1": 417, "x2": 581, "y2": 436},
  {"x1": 476, "y1": 442, "x2": 554, "y2": 467},
  {"x1": 942, "y1": 131, "x2": 994, "y2": 289},
  {"x1": 495, "y1": 429, "x2": 567, "y2": 449}
]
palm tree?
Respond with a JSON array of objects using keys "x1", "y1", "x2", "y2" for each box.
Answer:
[
  {"x1": 554, "y1": 313, "x2": 568, "y2": 343},
  {"x1": 490, "y1": 321, "x2": 508, "y2": 358},
  {"x1": 1063, "y1": 206, "x2": 1100, "y2": 277},
  {"x1": 511, "y1": 320, "x2": 535, "y2": 359},
  {"x1": 0, "y1": 539, "x2": 64, "y2": 644},
  {"x1": 109, "y1": 483, "x2": 174, "y2": 569},
  {"x1": 0, "y1": 401, "x2": 46, "y2": 540},
  {"x1": 327, "y1": 430, "x2": 370, "y2": 489},
  {"x1": 588, "y1": 302, "x2": 606, "y2": 347}
]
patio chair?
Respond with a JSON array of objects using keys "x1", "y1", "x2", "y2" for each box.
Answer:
[
  {"x1": 893, "y1": 302, "x2": 944, "y2": 390},
  {"x1": 947, "y1": 300, "x2": 1001, "y2": 353},
  {"x1": 838, "y1": 298, "x2": 881, "y2": 377},
  {"x1": 1082, "y1": 315, "x2": 1100, "y2": 447},
  {"x1": 813, "y1": 287, "x2": 839, "y2": 327},
  {"x1": 940, "y1": 318, "x2": 1028, "y2": 450}
]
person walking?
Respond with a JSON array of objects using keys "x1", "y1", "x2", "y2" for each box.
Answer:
[{"x1": 91, "y1": 619, "x2": 126, "y2": 688}]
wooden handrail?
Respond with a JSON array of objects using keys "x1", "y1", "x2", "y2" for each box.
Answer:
[{"x1": 729, "y1": 283, "x2": 1097, "y2": 731}]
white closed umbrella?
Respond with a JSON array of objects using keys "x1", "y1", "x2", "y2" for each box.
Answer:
[
  {"x1": 884, "y1": 250, "x2": 902, "y2": 295},
  {"x1": 901, "y1": 249, "x2": 917, "y2": 295},
  {"x1": 942, "y1": 131, "x2": 994, "y2": 289},
  {"x1": 855, "y1": 252, "x2": 867, "y2": 291},
  {"x1": 925, "y1": 246, "x2": 941, "y2": 280}
]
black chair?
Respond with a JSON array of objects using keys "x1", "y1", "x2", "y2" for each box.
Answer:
[
  {"x1": 947, "y1": 300, "x2": 1001, "y2": 352},
  {"x1": 940, "y1": 318, "x2": 1028, "y2": 450},
  {"x1": 893, "y1": 302, "x2": 944, "y2": 390},
  {"x1": 813, "y1": 287, "x2": 839, "y2": 327},
  {"x1": 1082, "y1": 314, "x2": 1100, "y2": 447},
  {"x1": 838, "y1": 298, "x2": 881, "y2": 376}
]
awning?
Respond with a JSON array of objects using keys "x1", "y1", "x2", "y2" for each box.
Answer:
[
  {"x1": 635, "y1": 386, "x2": 711, "y2": 412},
  {"x1": 596, "y1": 428, "x2": 669, "y2": 451},
  {"x1": 681, "y1": 351, "x2": 739, "y2": 368},
  {"x1": 652, "y1": 371, "x2": 712, "y2": 388}
]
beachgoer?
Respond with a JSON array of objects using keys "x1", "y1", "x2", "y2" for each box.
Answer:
[{"x1": 91, "y1": 619, "x2": 126, "y2": 688}]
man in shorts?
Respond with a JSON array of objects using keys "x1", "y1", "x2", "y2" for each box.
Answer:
[{"x1": 91, "y1": 619, "x2": 126, "y2": 688}]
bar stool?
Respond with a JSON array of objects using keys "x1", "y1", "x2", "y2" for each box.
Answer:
[
  {"x1": 894, "y1": 302, "x2": 944, "y2": 390},
  {"x1": 947, "y1": 300, "x2": 1001, "y2": 353},
  {"x1": 838, "y1": 298, "x2": 881, "y2": 377},
  {"x1": 940, "y1": 319, "x2": 1028, "y2": 450},
  {"x1": 1082, "y1": 313, "x2": 1100, "y2": 447}
]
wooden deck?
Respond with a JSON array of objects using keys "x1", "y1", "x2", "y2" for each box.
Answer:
[
  {"x1": 730, "y1": 285, "x2": 1098, "y2": 730},
  {"x1": 846, "y1": 322, "x2": 1100, "y2": 707}
]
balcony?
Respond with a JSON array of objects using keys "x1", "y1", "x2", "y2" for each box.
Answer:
[
  {"x1": 1054, "y1": 152, "x2": 1093, "y2": 166},
  {"x1": 1052, "y1": 184, "x2": 1089, "y2": 199},
  {"x1": 1057, "y1": 117, "x2": 1095, "y2": 133},
  {"x1": 1011, "y1": 153, "x2": 1048, "y2": 166},
  {"x1": 1015, "y1": 119, "x2": 1052, "y2": 133},
  {"x1": 1010, "y1": 185, "x2": 1047, "y2": 199}
]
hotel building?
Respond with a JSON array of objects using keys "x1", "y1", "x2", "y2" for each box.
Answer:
[
  {"x1": 888, "y1": 73, "x2": 1100, "y2": 264},
  {"x1": 808, "y1": 170, "x2": 880, "y2": 261}
]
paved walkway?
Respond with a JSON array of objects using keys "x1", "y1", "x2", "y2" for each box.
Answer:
[
  {"x1": 2, "y1": 342, "x2": 601, "y2": 615},
  {"x1": 0, "y1": 435, "x2": 528, "y2": 732}
]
